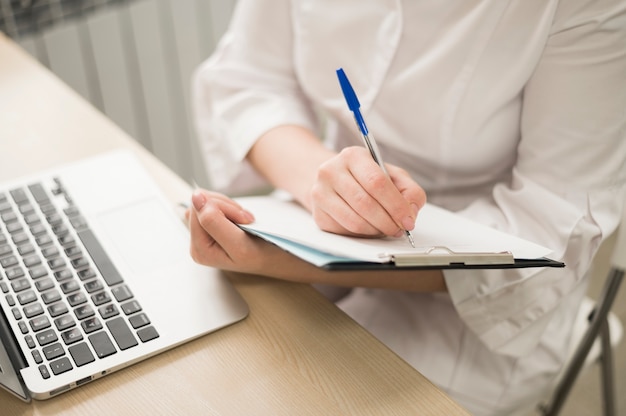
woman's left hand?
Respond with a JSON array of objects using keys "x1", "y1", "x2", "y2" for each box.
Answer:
[{"x1": 186, "y1": 189, "x2": 268, "y2": 273}]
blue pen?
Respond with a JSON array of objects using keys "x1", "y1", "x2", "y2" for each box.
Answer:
[{"x1": 336, "y1": 68, "x2": 415, "y2": 247}]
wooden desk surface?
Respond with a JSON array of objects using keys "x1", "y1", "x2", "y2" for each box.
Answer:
[{"x1": 0, "y1": 33, "x2": 469, "y2": 415}]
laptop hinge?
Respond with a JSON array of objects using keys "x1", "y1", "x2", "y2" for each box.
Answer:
[{"x1": 0, "y1": 305, "x2": 31, "y2": 402}]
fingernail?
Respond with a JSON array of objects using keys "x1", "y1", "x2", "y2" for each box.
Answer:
[
  {"x1": 402, "y1": 215, "x2": 415, "y2": 231},
  {"x1": 400, "y1": 204, "x2": 419, "y2": 230},
  {"x1": 191, "y1": 191, "x2": 207, "y2": 211},
  {"x1": 242, "y1": 209, "x2": 255, "y2": 222}
]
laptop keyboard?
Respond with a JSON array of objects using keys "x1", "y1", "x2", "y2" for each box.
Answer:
[{"x1": 0, "y1": 178, "x2": 159, "y2": 380}]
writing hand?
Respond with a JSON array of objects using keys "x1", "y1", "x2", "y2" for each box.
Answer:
[{"x1": 308, "y1": 146, "x2": 426, "y2": 238}]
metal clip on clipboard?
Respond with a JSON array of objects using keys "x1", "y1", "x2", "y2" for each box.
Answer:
[{"x1": 383, "y1": 246, "x2": 515, "y2": 267}]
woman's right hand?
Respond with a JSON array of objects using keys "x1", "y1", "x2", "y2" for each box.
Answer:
[{"x1": 308, "y1": 146, "x2": 426, "y2": 238}]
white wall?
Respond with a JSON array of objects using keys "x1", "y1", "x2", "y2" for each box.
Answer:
[{"x1": 14, "y1": 0, "x2": 237, "y2": 188}]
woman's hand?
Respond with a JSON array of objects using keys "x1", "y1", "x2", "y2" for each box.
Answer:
[
  {"x1": 186, "y1": 190, "x2": 266, "y2": 273},
  {"x1": 309, "y1": 146, "x2": 426, "y2": 238}
]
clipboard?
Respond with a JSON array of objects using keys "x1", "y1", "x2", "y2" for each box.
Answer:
[{"x1": 235, "y1": 196, "x2": 565, "y2": 270}]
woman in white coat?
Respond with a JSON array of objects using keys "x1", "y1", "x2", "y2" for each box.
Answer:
[{"x1": 188, "y1": 1, "x2": 626, "y2": 414}]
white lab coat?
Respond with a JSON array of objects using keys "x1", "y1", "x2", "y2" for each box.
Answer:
[{"x1": 192, "y1": 1, "x2": 626, "y2": 414}]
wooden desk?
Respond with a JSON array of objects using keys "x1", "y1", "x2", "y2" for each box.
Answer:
[{"x1": 0, "y1": 33, "x2": 469, "y2": 415}]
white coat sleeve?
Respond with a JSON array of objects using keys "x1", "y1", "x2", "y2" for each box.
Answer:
[
  {"x1": 191, "y1": 0, "x2": 319, "y2": 193},
  {"x1": 443, "y1": 0, "x2": 626, "y2": 356}
]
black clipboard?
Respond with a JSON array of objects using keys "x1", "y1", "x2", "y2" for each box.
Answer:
[{"x1": 323, "y1": 257, "x2": 565, "y2": 271}]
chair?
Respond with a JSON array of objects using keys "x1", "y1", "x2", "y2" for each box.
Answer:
[{"x1": 538, "y1": 217, "x2": 625, "y2": 416}]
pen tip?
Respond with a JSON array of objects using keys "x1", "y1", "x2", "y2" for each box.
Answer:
[{"x1": 406, "y1": 231, "x2": 415, "y2": 248}]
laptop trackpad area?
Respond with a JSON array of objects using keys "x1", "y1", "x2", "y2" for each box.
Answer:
[{"x1": 94, "y1": 198, "x2": 190, "y2": 275}]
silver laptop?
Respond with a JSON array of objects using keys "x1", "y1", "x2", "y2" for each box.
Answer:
[{"x1": 0, "y1": 150, "x2": 249, "y2": 401}]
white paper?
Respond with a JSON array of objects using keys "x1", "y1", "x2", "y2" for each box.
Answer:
[{"x1": 236, "y1": 196, "x2": 553, "y2": 266}]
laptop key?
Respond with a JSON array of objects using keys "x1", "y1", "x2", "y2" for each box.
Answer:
[
  {"x1": 43, "y1": 342, "x2": 65, "y2": 361},
  {"x1": 11, "y1": 278, "x2": 31, "y2": 292},
  {"x1": 81, "y1": 317, "x2": 103, "y2": 334},
  {"x1": 29, "y1": 265, "x2": 48, "y2": 279},
  {"x1": 36, "y1": 328, "x2": 58, "y2": 346},
  {"x1": 0, "y1": 244, "x2": 11, "y2": 257},
  {"x1": 64, "y1": 246, "x2": 81, "y2": 259},
  {"x1": 91, "y1": 291, "x2": 111, "y2": 306},
  {"x1": 11, "y1": 232, "x2": 28, "y2": 245},
  {"x1": 121, "y1": 300, "x2": 141, "y2": 316},
  {"x1": 98, "y1": 304, "x2": 119, "y2": 320},
  {"x1": 60, "y1": 280, "x2": 80, "y2": 294},
  {"x1": 88, "y1": 331, "x2": 116, "y2": 358},
  {"x1": 24, "y1": 335, "x2": 35, "y2": 348},
  {"x1": 17, "y1": 242, "x2": 35, "y2": 255},
  {"x1": 29, "y1": 315, "x2": 51, "y2": 332},
  {"x1": 48, "y1": 301, "x2": 68, "y2": 317},
  {"x1": 6, "y1": 222, "x2": 22, "y2": 234},
  {"x1": 17, "y1": 290, "x2": 37, "y2": 305},
  {"x1": 30, "y1": 224, "x2": 47, "y2": 237},
  {"x1": 54, "y1": 268, "x2": 73, "y2": 282},
  {"x1": 137, "y1": 326, "x2": 159, "y2": 343},
  {"x1": 23, "y1": 213, "x2": 38, "y2": 224},
  {"x1": 5, "y1": 266, "x2": 24, "y2": 280},
  {"x1": 107, "y1": 317, "x2": 138, "y2": 350},
  {"x1": 38, "y1": 365, "x2": 51, "y2": 379},
  {"x1": 50, "y1": 357, "x2": 72, "y2": 375},
  {"x1": 111, "y1": 285, "x2": 133, "y2": 302},
  {"x1": 23, "y1": 254, "x2": 41, "y2": 268},
  {"x1": 35, "y1": 277, "x2": 55, "y2": 292},
  {"x1": 78, "y1": 268, "x2": 96, "y2": 281},
  {"x1": 28, "y1": 183, "x2": 50, "y2": 203},
  {"x1": 42, "y1": 246, "x2": 59, "y2": 259},
  {"x1": 74, "y1": 304, "x2": 95, "y2": 320},
  {"x1": 39, "y1": 203, "x2": 55, "y2": 215},
  {"x1": 69, "y1": 342, "x2": 95, "y2": 367},
  {"x1": 71, "y1": 257, "x2": 89, "y2": 270},
  {"x1": 84, "y1": 279, "x2": 104, "y2": 293},
  {"x1": 41, "y1": 289, "x2": 62, "y2": 305},
  {"x1": 54, "y1": 314, "x2": 76, "y2": 331},
  {"x1": 77, "y1": 229, "x2": 123, "y2": 286},
  {"x1": 1, "y1": 255, "x2": 18, "y2": 268},
  {"x1": 35, "y1": 234, "x2": 53, "y2": 247},
  {"x1": 67, "y1": 292, "x2": 87, "y2": 306},
  {"x1": 128, "y1": 313, "x2": 150, "y2": 329},
  {"x1": 48, "y1": 258, "x2": 66, "y2": 270},
  {"x1": 23, "y1": 302, "x2": 44, "y2": 318},
  {"x1": 10, "y1": 188, "x2": 29, "y2": 205},
  {"x1": 1, "y1": 211, "x2": 17, "y2": 224},
  {"x1": 61, "y1": 328, "x2": 83, "y2": 345},
  {"x1": 32, "y1": 349, "x2": 43, "y2": 364}
]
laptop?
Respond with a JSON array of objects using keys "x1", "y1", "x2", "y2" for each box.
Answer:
[{"x1": 0, "y1": 150, "x2": 249, "y2": 401}]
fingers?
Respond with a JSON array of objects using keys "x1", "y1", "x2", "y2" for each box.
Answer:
[
  {"x1": 191, "y1": 190, "x2": 255, "y2": 224},
  {"x1": 187, "y1": 190, "x2": 255, "y2": 267},
  {"x1": 188, "y1": 199, "x2": 227, "y2": 265},
  {"x1": 312, "y1": 155, "x2": 385, "y2": 236},
  {"x1": 387, "y1": 164, "x2": 427, "y2": 227},
  {"x1": 312, "y1": 147, "x2": 425, "y2": 237}
]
